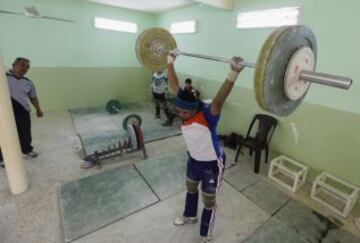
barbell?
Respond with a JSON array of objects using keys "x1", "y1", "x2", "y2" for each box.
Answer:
[
  {"x1": 104, "y1": 99, "x2": 143, "y2": 130},
  {"x1": 123, "y1": 113, "x2": 142, "y2": 131},
  {"x1": 135, "y1": 25, "x2": 353, "y2": 116},
  {"x1": 106, "y1": 99, "x2": 122, "y2": 114}
]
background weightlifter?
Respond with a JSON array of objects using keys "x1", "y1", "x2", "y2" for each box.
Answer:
[
  {"x1": 151, "y1": 70, "x2": 169, "y2": 119},
  {"x1": 167, "y1": 49, "x2": 244, "y2": 243}
]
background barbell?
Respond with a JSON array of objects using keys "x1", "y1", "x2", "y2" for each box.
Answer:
[{"x1": 106, "y1": 99, "x2": 122, "y2": 114}]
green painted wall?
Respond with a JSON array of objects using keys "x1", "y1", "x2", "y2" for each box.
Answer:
[
  {"x1": 0, "y1": 0, "x2": 155, "y2": 109},
  {"x1": 1, "y1": 0, "x2": 359, "y2": 186},
  {"x1": 27, "y1": 67, "x2": 149, "y2": 111},
  {"x1": 157, "y1": 1, "x2": 360, "y2": 186},
  {"x1": 0, "y1": 0, "x2": 156, "y2": 67},
  {"x1": 179, "y1": 73, "x2": 360, "y2": 186},
  {"x1": 157, "y1": 0, "x2": 359, "y2": 114}
]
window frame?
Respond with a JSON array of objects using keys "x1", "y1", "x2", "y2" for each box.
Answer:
[
  {"x1": 170, "y1": 20, "x2": 197, "y2": 34},
  {"x1": 94, "y1": 17, "x2": 138, "y2": 33},
  {"x1": 236, "y1": 7, "x2": 300, "y2": 29}
]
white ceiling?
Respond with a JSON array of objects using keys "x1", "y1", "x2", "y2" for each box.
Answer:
[{"x1": 87, "y1": 0, "x2": 195, "y2": 13}]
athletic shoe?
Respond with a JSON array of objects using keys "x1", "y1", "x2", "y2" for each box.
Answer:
[
  {"x1": 173, "y1": 216, "x2": 198, "y2": 226},
  {"x1": 81, "y1": 160, "x2": 94, "y2": 169},
  {"x1": 199, "y1": 236, "x2": 212, "y2": 242},
  {"x1": 24, "y1": 151, "x2": 38, "y2": 159}
]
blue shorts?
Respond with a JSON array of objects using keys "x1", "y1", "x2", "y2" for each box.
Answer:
[{"x1": 186, "y1": 153, "x2": 226, "y2": 194}]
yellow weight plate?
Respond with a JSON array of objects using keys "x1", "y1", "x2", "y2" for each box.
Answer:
[
  {"x1": 135, "y1": 28, "x2": 177, "y2": 72},
  {"x1": 135, "y1": 28, "x2": 150, "y2": 66},
  {"x1": 254, "y1": 25, "x2": 317, "y2": 116},
  {"x1": 254, "y1": 26, "x2": 288, "y2": 111}
]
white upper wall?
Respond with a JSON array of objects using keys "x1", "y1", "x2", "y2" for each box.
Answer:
[
  {"x1": 86, "y1": 0, "x2": 234, "y2": 13},
  {"x1": 87, "y1": 0, "x2": 194, "y2": 13},
  {"x1": 193, "y1": 0, "x2": 233, "y2": 10}
]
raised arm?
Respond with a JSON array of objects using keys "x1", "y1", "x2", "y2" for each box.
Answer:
[
  {"x1": 210, "y1": 56, "x2": 244, "y2": 116},
  {"x1": 167, "y1": 49, "x2": 180, "y2": 94}
]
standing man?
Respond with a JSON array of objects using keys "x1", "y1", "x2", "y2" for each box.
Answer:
[
  {"x1": 151, "y1": 70, "x2": 168, "y2": 119},
  {"x1": 167, "y1": 49, "x2": 244, "y2": 243},
  {"x1": 0, "y1": 57, "x2": 43, "y2": 167}
]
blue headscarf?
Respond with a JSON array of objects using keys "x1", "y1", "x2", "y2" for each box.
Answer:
[{"x1": 175, "y1": 89, "x2": 200, "y2": 110}]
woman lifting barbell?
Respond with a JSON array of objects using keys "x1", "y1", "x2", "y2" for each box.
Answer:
[{"x1": 167, "y1": 48, "x2": 244, "y2": 243}]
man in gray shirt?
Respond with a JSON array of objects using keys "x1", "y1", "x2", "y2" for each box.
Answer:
[{"x1": 0, "y1": 57, "x2": 43, "y2": 167}]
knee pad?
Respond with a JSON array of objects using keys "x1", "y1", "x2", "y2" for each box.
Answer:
[
  {"x1": 186, "y1": 178, "x2": 199, "y2": 193},
  {"x1": 202, "y1": 192, "x2": 216, "y2": 209}
]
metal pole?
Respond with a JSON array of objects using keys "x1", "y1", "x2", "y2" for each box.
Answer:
[{"x1": 0, "y1": 54, "x2": 28, "y2": 195}]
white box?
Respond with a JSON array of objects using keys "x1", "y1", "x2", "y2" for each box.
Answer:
[
  {"x1": 311, "y1": 172, "x2": 359, "y2": 218},
  {"x1": 268, "y1": 155, "x2": 308, "y2": 192}
]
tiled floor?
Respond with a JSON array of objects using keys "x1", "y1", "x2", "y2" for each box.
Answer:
[
  {"x1": 0, "y1": 110, "x2": 359, "y2": 243},
  {"x1": 60, "y1": 164, "x2": 159, "y2": 242}
]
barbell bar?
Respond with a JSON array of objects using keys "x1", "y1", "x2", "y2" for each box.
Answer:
[
  {"x1": 157, "y1": 49, "x2": 351, "y2": 90},
  {"x1": 156, "y1": 47, "x2": 256, "y2": 67},
  {"x1": 135, "y1": 26, "x2": 353, "y2": 116}
]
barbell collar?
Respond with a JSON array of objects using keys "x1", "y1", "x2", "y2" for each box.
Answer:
[{"x1": 299, "y1": 70, "x2": 352, "y2": 90}]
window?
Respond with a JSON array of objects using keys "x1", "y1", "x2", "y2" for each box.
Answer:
[
  {"x1": 94, "y1": 17, "x2": 137, "y2": 33},
  {"x1": 170, "y1": 20, "x2": 196, "y2": 34},
  {"x1": 236, "y1": 7, "x2": 300, "y2": 29}
]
